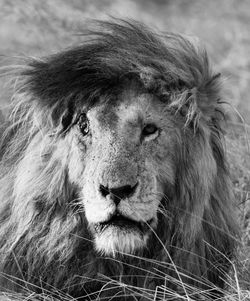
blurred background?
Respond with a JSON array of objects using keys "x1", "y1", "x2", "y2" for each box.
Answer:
[{"x1": 0, "y1": 0, "x2": 249, "y2": 122}]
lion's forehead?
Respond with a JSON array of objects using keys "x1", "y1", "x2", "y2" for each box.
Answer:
[{"x1": 87, "y1": 89, "x2": 164, "y2": 134}]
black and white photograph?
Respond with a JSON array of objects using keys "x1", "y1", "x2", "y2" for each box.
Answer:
[{"x1": 0, "y1": 1, "x2": 249, "y2": 300}]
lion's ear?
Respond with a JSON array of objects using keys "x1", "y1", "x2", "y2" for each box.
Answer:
[
  {"x1": 196, "y1": 72, "x2": 223, "y2": 122},
  {"x1": 171, "y1": 72, "x2": 224, "y2": 129}
]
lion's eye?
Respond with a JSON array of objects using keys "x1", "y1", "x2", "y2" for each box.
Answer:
[
  {"x1": 78, "y1": 114, "x2": 89, "y2": 136},
  {"x1": 142, "y1": 124, "x2": 158, "y2": 136}
]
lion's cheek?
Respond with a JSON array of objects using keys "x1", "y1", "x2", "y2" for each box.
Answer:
[
  {"x1": 84, "y1": 200, "x2": 116, "y2": 224},
  {"x1": 120, "y1": 200, "x2": 160, "y2": 224},
  {"x1": 147, "y1": 137, "x2": 176, "y2": 186}
]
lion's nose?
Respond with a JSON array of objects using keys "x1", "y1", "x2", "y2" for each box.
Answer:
[{"x1": 99, "y1": 183, "x2": 138, "y2": 205}]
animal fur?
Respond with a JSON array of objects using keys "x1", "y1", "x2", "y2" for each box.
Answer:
[{"x1": 0, "y1": 20, "x2": 238, "y2": 300}]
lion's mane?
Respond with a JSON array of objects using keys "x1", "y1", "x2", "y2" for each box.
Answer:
[{"x1": 0, "y1": 20, "x2": 238, "y2": 300}]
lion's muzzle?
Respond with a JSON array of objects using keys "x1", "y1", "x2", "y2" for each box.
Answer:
[{"x1": 93, "y1": 213, "x2": 152, "y2": 234}]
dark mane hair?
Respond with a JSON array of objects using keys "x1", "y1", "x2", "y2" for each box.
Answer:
[{"x1": 0, "y1": 19, "x2": 238, "y2": 300}]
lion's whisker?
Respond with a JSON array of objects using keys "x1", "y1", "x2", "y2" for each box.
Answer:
[{"x1": 152, "y1": 190, "x2": 240, "y2": 242}]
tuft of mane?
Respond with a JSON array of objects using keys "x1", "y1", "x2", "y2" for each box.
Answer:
[{"x1": 0, "y1": 19, "x2": 238, "y2": 300}]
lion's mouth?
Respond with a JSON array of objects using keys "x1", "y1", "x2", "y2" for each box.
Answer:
[{"x1": 94, "y1": 214, "x2": 153, "y2": 234}]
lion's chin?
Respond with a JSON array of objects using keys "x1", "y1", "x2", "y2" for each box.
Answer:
[{"x1": 94, "y1": 226, "x2": 149, "y2": 256}]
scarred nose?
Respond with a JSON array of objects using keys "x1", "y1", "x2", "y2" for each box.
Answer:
[{"x1": 99, "y1": 182, "x2": 138, "y2": 205}]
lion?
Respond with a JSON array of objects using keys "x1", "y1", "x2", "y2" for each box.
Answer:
[{"x1": 0, "y1": 20, "x2": 239, "y2": 300}]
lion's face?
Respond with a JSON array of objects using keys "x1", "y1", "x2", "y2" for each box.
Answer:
[{"x1": 63, "y1": 82, "x2": 176, "y2": 256}]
